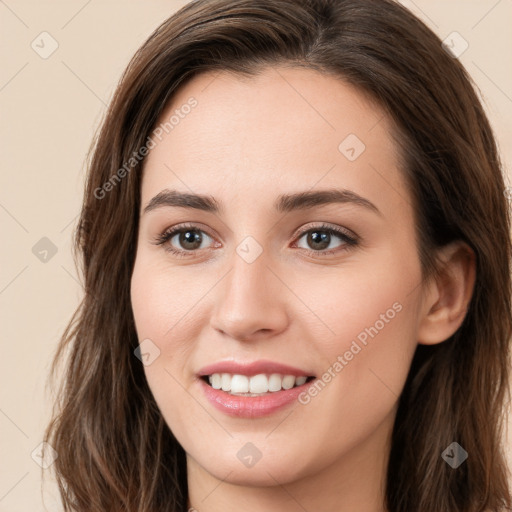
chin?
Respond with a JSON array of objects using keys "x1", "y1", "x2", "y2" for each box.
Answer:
[{"x1": 192, "y1": 450, "x2": 310, "y2": 487}]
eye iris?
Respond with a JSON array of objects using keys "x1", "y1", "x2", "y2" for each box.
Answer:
[
  {"x1": 308, "y1": 231, "x2": 330, "y2": 250},
  {"x1": 179, "y1": 230, "x2": 202, "y2": 250},
  {"x1": 170, "y1": 228, "x2": 342, "y2": 252}
]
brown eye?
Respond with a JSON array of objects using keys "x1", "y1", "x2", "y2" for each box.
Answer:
[
  {"x1": 295, "y1": 225, "x2": 357, "y2": 254},
  {"x1": 304, "y1": 230, "x2": 333, "y2": 251},
  {"x1": 176, "y1": 229, "x2": 204, "y2": 251},
  {"x1": 155, "y1": 224, "x2": 215, "y2": 256}
]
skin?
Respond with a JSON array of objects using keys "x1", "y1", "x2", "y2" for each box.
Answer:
[{"x1": 130, "y1": 66, "x2": 475, "y2": 512}]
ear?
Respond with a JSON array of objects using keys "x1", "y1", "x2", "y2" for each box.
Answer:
[{"x1": 417, "y1": 241, "x2": 476, "y2": 345}]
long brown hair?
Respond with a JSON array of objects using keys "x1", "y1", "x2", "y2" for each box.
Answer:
[{"x1": 44, "y1": 0, "x2": 512, "y2": 510}]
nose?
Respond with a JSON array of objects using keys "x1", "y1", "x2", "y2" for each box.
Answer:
[{"x1": 210, "y1": 248, "x2": 289, "y2": 342}]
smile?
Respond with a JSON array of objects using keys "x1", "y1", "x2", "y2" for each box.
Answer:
[{"x1": 203, "y1": 373, "x2": 315, "y2": 395}]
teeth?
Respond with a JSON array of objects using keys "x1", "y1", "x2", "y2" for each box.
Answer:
[
  {"x1": 207, "y1": 373, "x2": 310, "y2": 394},
  {"x1": 282, "y1": 375, "x2": 295, "y2": 389},
  {"x1": 210, "y1": 374, "x2": 222, "y2": 389},
  {"x1": 231, "y1": 374, "x2": 249, "y2": 393},
  {"x1": 268, "y1": 373, "x2": 282, "y2": 392},
  {"x1": 249, "y1": 374, "x2": 267, "y2": 393},
  {"x1": 221, "y1": 373, "x2": 231, "y2": 391}
]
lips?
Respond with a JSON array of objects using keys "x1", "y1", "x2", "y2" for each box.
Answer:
[
  {"x1": 197, "y1": 359, "x2": 315, "y2": 378},
  {"x1": 196, "y1": 359, "x2": 317, "y2": 418}
]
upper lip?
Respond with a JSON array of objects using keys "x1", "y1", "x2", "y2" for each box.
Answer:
[{"x1": 197, "y1": 359, "x2": 315, "y2": 377}]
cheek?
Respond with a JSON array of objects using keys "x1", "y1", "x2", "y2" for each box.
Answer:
[
  {"x1": 298, "y1": 307, "x2": 416, "y2": 479},
  {"x1": 130, "y1": 260, "x2": 198, "y2": 442},
  {"x1": 130, "y1": 255, "x2": 209, "y2": 403},
  {"x1": 297, "y1": 259, "x2": 420, "y2": 445},
  {"x1": 130, "y1": 255, "x2": 207, "y2": 340},
  {"x1": 307, "y1": 293, "x2": 417, "y2": 416},
  {"x1": 293, "y1": 243, "x2": 419, "y2": 358}
]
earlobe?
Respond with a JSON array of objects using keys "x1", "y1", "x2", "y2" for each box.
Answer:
[{"x1": 417, "y1": 241, "x2": 476, "y2": 346}]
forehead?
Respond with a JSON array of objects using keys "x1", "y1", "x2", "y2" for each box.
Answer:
[{"x1": 141, "y1": 66, "x2": 410, "y2": 219}]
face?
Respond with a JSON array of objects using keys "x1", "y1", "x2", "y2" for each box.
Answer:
[{"x1": 130, "y1": 66, "x2": 425, "y2": 488}]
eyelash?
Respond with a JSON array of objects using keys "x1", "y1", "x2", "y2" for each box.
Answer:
[{"x1": 153, "y1": 222, "x2": 359, "y2": 259}]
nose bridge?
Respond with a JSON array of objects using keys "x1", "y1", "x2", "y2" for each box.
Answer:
[{"x1": 210, "y1": 242, "x2": 288, "y2": 340}]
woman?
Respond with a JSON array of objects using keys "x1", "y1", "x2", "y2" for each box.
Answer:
[{"x1": 44, "y1": 0, "x2": 512, "y2": 510}]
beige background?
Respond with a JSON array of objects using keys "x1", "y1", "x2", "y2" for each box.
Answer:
[{"x1": 1, "y1": 1, "x2": 511, "y2": 510}]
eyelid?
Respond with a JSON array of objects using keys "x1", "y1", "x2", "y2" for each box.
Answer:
[
  {"x1": 154, "y1": 221, "x2": 359, "y2": 257},
  {"x1": 154, "y1": 222, "x2": 218, "y2": 249},
  {"x1": 292, "y1": 221, "x2": 357, "y2": 243},
  {"x1": 157, "y1": 222, "x2": 216, "y2": 241},
  {"x1": 291, "y1": 223, "x2": 359, "y2": 257}
]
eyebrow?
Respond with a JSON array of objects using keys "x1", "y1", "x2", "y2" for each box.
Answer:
[{"x1": 143, "y1": 188, "x2": 381, "y2": 216}]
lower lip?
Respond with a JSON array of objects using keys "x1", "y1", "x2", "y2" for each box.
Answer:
[{"x1": 198, "y1": 378, "x2": 315, "y2": 418}]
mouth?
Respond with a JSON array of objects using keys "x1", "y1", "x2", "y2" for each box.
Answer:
[
  {"x1": 200, "y1": 373, "x2": 316, "y2": 396},
  {"x1": 196, "y1": 360, "x2": 317, "y2": 417}
]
